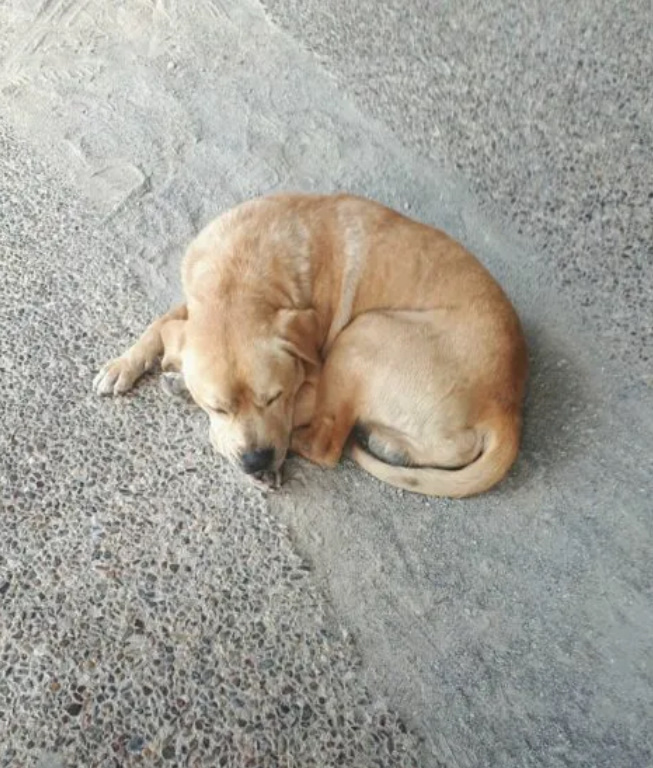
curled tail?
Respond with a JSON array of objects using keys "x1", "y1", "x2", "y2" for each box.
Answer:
[{"x1": 349, "y1": 412, "x2": 522, "y2": 498}]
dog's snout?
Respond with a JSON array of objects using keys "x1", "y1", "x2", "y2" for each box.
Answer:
[{"x1": 240, "y1": 447, "x2": 275, "y2": 474}]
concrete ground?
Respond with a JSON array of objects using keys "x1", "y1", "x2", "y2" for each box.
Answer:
[{"x1": 0, "y1": 1, "x2": 651, "y2": 767}]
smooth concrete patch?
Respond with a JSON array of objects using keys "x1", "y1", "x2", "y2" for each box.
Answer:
[{"x1": 1, "y1": 1, "x2": 652, "y2": 767}]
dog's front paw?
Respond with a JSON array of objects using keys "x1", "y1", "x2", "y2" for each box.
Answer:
[
  {"x1": 93, "y1": 356, "x2": 144, "y2": 396},
  {"x1": 160, "y1": 371, "x2": 189, "y2": 399}
]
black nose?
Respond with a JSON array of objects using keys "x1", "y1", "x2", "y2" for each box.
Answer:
[{"x1": 240, "y1": 447, "x2": 275, "y2": 474}]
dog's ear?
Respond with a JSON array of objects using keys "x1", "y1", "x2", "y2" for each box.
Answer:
[{"x1": 276, "y1": 308, "x2": 320, "y2": 366}]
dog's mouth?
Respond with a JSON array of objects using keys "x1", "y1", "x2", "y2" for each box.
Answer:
[
  {"x1": 246, "y1": 443, "x2": 291, "y2": 491},
  {"x1": 247, "y1": 444, "x2": 292, "y2": 491},
  {"x1": 249, "y1": 468, "x2": 283, "y2": 491}
]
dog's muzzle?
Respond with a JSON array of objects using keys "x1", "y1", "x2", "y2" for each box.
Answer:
[
  {"x1": 240, "y1": 447, "x2": 275, "y2": 475},
  {"x1": 239, "y1": 447, "x2": 282, "y2": 492}
]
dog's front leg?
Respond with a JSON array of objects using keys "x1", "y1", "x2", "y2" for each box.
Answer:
[{"x1": 93, "y1": 304, "x2": 187, "y2": 396}]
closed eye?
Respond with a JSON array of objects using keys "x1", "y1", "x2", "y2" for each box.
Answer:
[
  {"x1": 206, "y1": 403, "x2": 230, "y2": 416},
  {"x1": 265, "y1": 391, "x2": 283, "y2": 407}
]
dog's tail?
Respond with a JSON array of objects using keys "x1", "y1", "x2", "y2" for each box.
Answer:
[{"x1": 349, "y1": 411, "x2": 522, "y2": 499}]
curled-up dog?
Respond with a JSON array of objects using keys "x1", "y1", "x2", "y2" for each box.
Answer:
[{"x1": 94, "y1": 194, "x2": 528, "y2": 497}]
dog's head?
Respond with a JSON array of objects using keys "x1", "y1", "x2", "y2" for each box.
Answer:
[{"x1": 176, "y1": 304, "x2": 319, "y2": 482}]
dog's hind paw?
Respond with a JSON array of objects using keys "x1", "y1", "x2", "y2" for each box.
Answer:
[{"x1": 291, "y1": 418, "x2": 342, "y2": 468}]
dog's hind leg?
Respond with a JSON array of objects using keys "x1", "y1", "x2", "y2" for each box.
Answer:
[
  {"x1": 290, "y1": 338, "x2": 360, "y2": 468},
  {"x1": 292, "y1": 379, "x2": 318, "y2": 429},
  {"x1": 291, "y1": 400, "x2": 357, "y2": 468},
  {"x1": 93, "y1": 304, "x2": 187, "y2": 396}
]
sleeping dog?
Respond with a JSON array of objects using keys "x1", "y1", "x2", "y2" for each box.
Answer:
[{"x1": 94, "y1": 194, "x2": 528, "y2": 497}]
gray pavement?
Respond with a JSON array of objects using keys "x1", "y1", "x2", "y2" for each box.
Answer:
[
  {"x1": 1, "y1": 1, "x2": 652, "y2": 767},
  {"x1": 262, "y1": 0, "x2": 653, "y2": 401}
]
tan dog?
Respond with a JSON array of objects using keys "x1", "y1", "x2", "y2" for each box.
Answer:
[{"x1": 94, "y1": 194, "x2": 528, "y2": 497}]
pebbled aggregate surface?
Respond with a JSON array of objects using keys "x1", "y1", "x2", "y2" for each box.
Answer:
[{"x1": 0, "y1": 124, "x2": 420, "y2": 767}]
